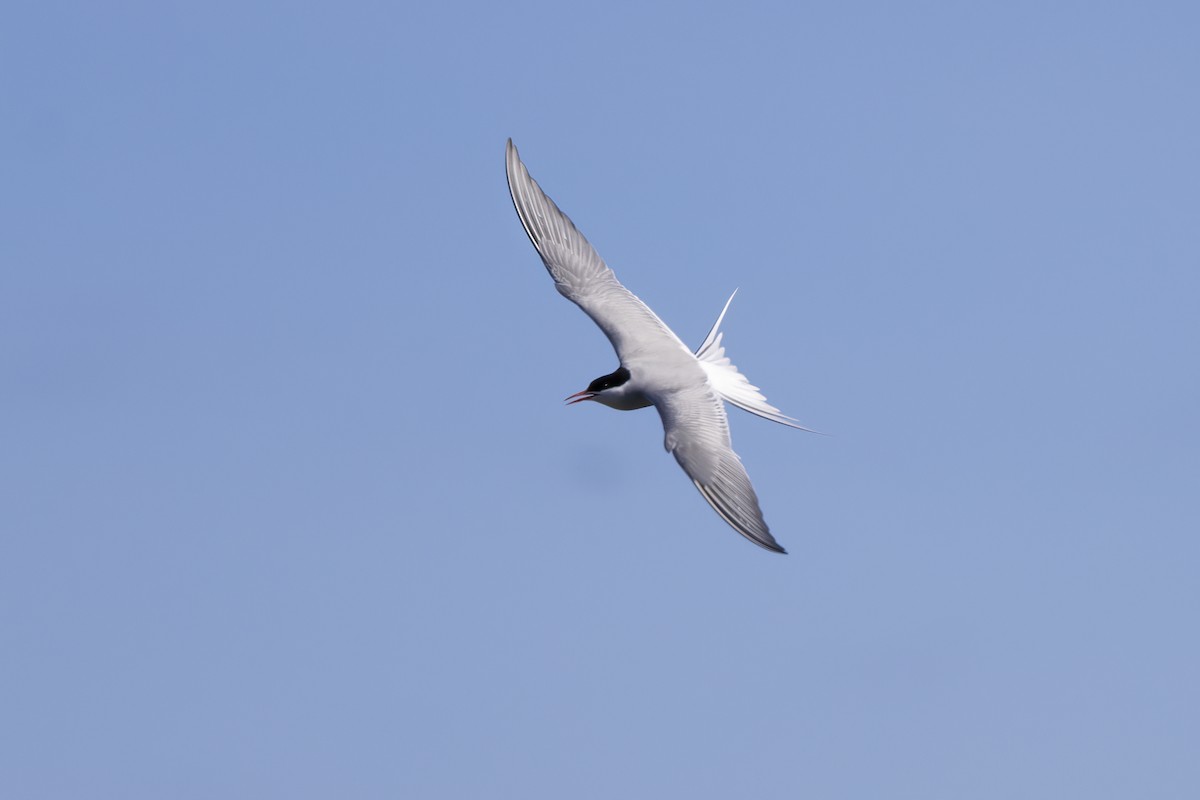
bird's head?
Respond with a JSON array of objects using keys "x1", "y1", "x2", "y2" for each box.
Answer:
[{"x1": 565, "y1": 366, "x2": 647, "y2": 410}]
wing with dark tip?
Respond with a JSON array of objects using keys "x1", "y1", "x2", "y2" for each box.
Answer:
[
  {"x1": 505, "y1": 139, "x2": 689, "y2": 363},
  {"x1": 656, "y1": 383, "x2": 788, "y2": 554}
]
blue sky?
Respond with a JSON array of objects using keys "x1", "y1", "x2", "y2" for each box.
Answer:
[{"x1": 3, "y1": 2, "x2": 1198, "y2": 797}]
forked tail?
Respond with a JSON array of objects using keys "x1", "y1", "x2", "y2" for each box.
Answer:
[{"x1": 695, "y1": 290, "x2": 818, "y2": 432}]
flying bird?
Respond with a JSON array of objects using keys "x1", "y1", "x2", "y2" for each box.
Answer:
[{"x1": 506, "y1": 139, "x2": 810, "y2": 553}]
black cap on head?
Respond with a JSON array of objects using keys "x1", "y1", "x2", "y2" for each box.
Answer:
[{"x1": 586, "y1": 367, "x2": 631, "y2": 394}]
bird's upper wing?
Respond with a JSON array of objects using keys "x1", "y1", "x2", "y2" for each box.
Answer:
[
  {"x1": 506, "y1": 139, "x2": 688, "y2": 363},
  {"x1": 656, "y1": 382, "x2": 787, "y2": 554}
]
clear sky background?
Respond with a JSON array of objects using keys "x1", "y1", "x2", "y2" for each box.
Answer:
[{"x1": 3, "y1": 2, "x2": 1198, "y2": 797}]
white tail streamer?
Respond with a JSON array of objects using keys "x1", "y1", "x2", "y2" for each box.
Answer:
[{"x1": 695, "y1": 290, "x2": 817, "y2": 432}]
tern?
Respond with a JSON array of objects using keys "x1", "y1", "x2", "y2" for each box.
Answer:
[{"x1": 506, "y1": 139, "x2": 810, "y2": 554}]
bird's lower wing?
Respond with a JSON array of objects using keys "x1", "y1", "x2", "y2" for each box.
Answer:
[
  {"x1": 656, "y1": 385, "x2": 787, "y2": 554},
  {"x1": 506, "y1": 139, "x2": 688, "y2": 362}
]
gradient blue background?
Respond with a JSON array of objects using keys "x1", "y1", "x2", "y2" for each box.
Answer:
[{"x1": 3, "y1": 2, "x2": 1198, "y2": 797}]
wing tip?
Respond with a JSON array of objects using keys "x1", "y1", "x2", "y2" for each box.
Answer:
[
  {"x1": 694, "y1": 479, "x2": 789, "y2": 554},
  {"x1": 505, "y1": 138, "x2": 520, "y2": 174},
  {"x1": 757, "y1": 537, "x2": 788, "y2": 555}
]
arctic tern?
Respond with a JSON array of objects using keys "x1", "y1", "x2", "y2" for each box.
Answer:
[{"x1": 506, "y1": 139, "x2": 809, "y2": 553}]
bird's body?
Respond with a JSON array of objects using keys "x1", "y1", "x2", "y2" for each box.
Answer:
[{"x1": 506, "y1": 139, "x2": 807, "y2": 554}]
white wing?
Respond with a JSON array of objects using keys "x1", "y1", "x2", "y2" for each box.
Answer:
[
  {"x1": 506, "y1": 139, "x2": 688, "y2": 363},
  {"x1": 657, "y1": 383, "x2": 787, "y2": 554}
]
